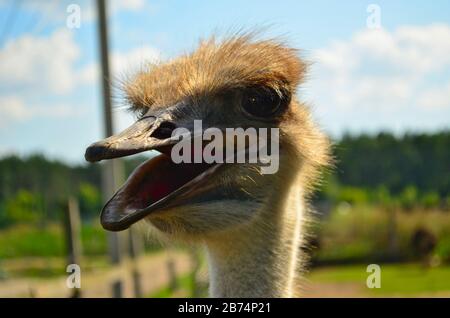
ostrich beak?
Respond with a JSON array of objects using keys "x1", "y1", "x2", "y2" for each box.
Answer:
[
  {"x1": 85, "y1": 106, "x2": 221, "y2": 232},
  {"x1": 85, "y1": 115, "x2": 179, "y2": 163}
]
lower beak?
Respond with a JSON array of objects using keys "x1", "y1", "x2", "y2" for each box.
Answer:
[{"x1": 85, "y1": 116, "x2": 179, "y2": 162}]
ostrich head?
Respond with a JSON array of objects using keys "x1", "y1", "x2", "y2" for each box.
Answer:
[{"x1": 85, "y1": 33, "x2": 330, "y2": 242}]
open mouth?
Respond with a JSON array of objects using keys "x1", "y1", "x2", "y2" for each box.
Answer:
[
  {"x1": 83, "y1": 113, "x2": 227, "y2": 231},
  {"x1": 84, "y1": 113, "x2": 258, "y2": 231},
  {"x1": 100, "y1": 149, "x2": 222, "y2": 231}
]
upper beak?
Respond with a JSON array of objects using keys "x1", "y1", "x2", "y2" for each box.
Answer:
[{"x1": 85, "y1": 113, "x2": 180, "y2": 163}]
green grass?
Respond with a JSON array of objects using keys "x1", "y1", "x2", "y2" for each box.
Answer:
[
  {"x1": 308, "y1": 263, "x2": 450, "y2": 295},
  {"x1": 149, "y1": 274, "x2": 208, "y2": 298},
  {"x1": 0, "y1": 222, "x2": 162, "y2": 260},
  {"x1": 149, "y1": 274, "x2": 191, "y2": 298},
  {"x1": 149, "y1": 263, "x2": 450, "y2": 297},
  {"x1": 0, "y1": 256, "x2": 110, "y2": 279},
  {"x1": 0, "y1": 224, "x2": 65, "y2": 258},
  {"x1": 0, "y1": 223, "x2": 107, "y2": 258}
]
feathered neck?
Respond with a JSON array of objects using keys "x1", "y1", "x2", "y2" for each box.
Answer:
[{"x1": 204, "y1": 181, "x2": 305, "y2": 297}]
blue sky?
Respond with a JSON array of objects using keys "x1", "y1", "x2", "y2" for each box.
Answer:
[{"x1": 0, "y1": 0, "x2": 449, "y2": 163}]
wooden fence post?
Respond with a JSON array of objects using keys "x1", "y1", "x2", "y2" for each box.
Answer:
[
  {"x1": 128, "y1": 227, "x2": 144, "y2": 297},
  {"x1": 167, "y1": 255, "x2": 178, "y2": 293},
  {"x1": 96, "y1": 0, "x2": 126, "y2": 297},
  {"x1": 64, "y1": 197, "x2": 82, "y2": 298},
  {"x1": 189, "y1": 247, "x2": 201, "y2": 297},
  {"x1": 108, "y1": 230, "x2": 125, "y2": 297}
]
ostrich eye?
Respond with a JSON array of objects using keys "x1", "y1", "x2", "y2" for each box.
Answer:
[{"x1": 241, "y1": 87, "x2": 288, "y2": 119}]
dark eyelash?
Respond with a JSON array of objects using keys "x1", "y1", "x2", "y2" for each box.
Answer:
[
  {"x1": 137, "y1": 107, "x2": 148, "y2": 118},
  {"x1": 127, "y1": 104, "x2": 149, "y2": 119}
]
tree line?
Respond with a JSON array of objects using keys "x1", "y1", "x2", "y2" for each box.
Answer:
[{"x1": 0, "y1": 131, "x2": 449, "y2": 228}]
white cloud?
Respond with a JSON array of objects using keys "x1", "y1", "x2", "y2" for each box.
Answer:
[
  {"x1": 0, "y1": 96, "x2": 29, "y2": 122},
  {"x1": 417, "y1": 82, "x2": 450, "y2": 110},
  {"x1": 0, "y1": 26, "x2": 160, "y2": 129},
  {"x1": 112, "y1": 46, "x2": 160, "y2": 75},
  {"x1": 0, "y1": 95, "x2": 82, "y2": 128},
  {"x1": 112, "y1": 0, "x2": 146, "y2": 11},
  {"x1": 0, "y1": 29, "x2": 80, "y2": 94},
  {"x1": 0, "y1": 0, "x2": 93, "y2": 33},
  {"x1": 78, "y1": 46, "x2": 161, "y2": 85},
  {"x1": 308, "y1": 24, "x2": 450, "y2": 134},
  {"x1": 76, "y1": 46, "x2": 161, "y2": 132},
  {"x1": 316, "y1": 24, "x2": 450, "y2": 77},
  {"x1": 0, "y1": 25, "x2": 160, "y2": 92}
]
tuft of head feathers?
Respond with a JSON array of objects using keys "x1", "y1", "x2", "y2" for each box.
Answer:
[{"x1": 125, "y1": 32, "x2": 307, "y2": 110}]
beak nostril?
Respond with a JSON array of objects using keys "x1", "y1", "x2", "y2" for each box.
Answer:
[{"x1": 151, "y1": 121, "x2": 177, "y2": 140}]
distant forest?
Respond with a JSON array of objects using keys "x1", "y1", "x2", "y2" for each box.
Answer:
[
  {"x1": 335, "y1": 132, "x2": 449, "y2": 196},
  {"x1": 0, "y1": 131, "x2": 449, "y2": 227}
]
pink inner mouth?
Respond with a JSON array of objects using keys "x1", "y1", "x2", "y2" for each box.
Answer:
[{"x1": 126, "y1": 153, "x2": 214, "y2": 210}]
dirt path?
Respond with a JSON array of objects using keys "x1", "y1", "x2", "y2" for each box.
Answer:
[
  {"x1": 0, "y1": 250, "x2": 191, "y2": 297},
  {"x1": 302, "y1": 281, "x2": 369, "y2": 298},
  {"x1": 302, "y1": 281, "x2": 450, "y2": 298},
  {"x1": 3, "y1": 255, "x2": 450, "y2": 298}
]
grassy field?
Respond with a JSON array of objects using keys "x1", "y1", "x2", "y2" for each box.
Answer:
[
  {"x1": 0, "y1": 223, "x2": 107, "y2": 258},
  {"x1": 0, "y1": 222, "x2": 162, "y2": 259},
  {"x1": 150, "y1": 274, "x2": 208, "y2": 298},
  {"x1": 148, "y1": 263, "x2": 450, "y2": 298},
  {"x1": 307, "y1": 263, "x2": 450, "y2": 296},
  {"x1": 313, "y1": 207, "x2": 450, "y2": 264},
  {"x1": 0, "y1": 222, "x2": 160, "y2": 279},
  {"x1": 1, "y1": 208, "x2": 450, "y2": 297}
]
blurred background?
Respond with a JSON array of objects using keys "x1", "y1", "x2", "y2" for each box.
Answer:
[{"x1": 0, "y1": 0, "x2": 449, "y2": 297}]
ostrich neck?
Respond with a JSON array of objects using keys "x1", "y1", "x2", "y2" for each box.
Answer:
[{"x1": 205, "y1": 182, "x2": 305, "y2": 298}]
